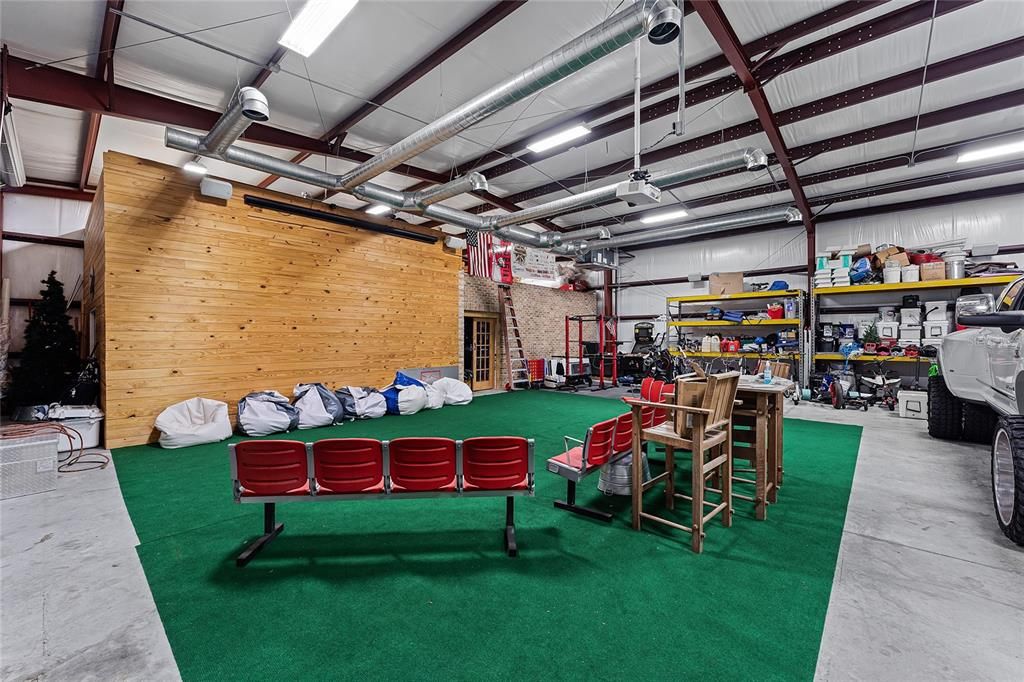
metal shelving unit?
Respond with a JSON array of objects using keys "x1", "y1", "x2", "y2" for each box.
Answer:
[
  {"x1": 810, "y1": 274, "x2": 1019, "y2": 373},
  {"x1": 666, "y1": 289, "x2": 807, "y2": 384}
]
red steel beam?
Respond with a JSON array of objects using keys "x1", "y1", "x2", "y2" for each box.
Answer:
[
  {"x1": 2, "y1": 183, "x2": 96, "y2": 202},
  {"x1": 78, "y1": 0, "x2": 125, "y2": 191},
  {"x1": 250, "y1": 46, "x2": 288, "y2": 89},
  {"x1": 693, "y1": 1, "x2": 813, "y2": 234},
  {"x1": 258, "y1": 0, "x2": 528, "y2": 189}
]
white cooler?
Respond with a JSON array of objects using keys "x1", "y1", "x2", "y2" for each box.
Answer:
[
  {"x1": 898, "y1": 390, "x2": 928, "y2": 419},
  {"x1": 47, "y1": 405, "x2": 104, "y2": 452}
]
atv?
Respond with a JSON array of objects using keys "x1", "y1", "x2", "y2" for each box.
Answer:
[{"x1": 929, "y1": 275, "x2": 1024, "y2": 546}]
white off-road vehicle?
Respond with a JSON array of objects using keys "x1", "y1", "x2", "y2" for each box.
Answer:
[{"x1": 928, "y1": 275, "x2": 1024, "y2": 546}]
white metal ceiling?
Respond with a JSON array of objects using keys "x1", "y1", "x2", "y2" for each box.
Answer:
[{"x1": 2, "y1": 0, "x2": 1021, "y2": 233}]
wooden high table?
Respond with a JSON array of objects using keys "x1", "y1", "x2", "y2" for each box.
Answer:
[{"x1": 731, "y1": 378, "x2": 789, "y2": 520}]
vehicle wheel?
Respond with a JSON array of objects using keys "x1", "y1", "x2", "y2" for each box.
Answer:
[
  {"x1": 962, "y1": 403, "x2": 999, "y2": 444},
  {"x1": 927, "y1": 374, "x2": 963, "y2": 440},
  {"x1": 830, "y1": 380, "x2": 844, "y2": 410},
  {"x1": 992, "y1": 417, "x2": 1024, "y2": 546}
]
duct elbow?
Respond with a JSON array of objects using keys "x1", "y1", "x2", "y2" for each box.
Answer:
[
  {"x1": 743, "y1": 148, "x2": 769, "y2": 172},
  {"x1": 645, "y1": 0, "x2": 681, "y2": 45},
  {"x1": 785, "y1": 206, "x2": 803, "y2": 223},
  {"x1": 237, "y1": 87, "x2": 270, "y2": 122},
  {"x1": 465, "y1": 171, "x2": 488, "y2": 193}
]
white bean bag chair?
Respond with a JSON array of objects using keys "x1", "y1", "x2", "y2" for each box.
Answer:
[
  {"x1": 293, "y1": 383, "x2": 343, "y2": 429},
  {"x1": 155, "y1": 397, "x2": 232, "y2": 449},
  {"x1": 348, "y1": 386, "x2": 387, "y2": 419},
  {"x1": 424, "y1": 383, "x2": 445, "y2": 410},
  {"x1": 396, "y1": 385, "x2": 429, "y2": 415},
  {"x1": 432, "y1": 377, "x2": 473, "y2": 405},
  {"x1": 238, "y1": 391, "x2": 300, "y2": 436}
]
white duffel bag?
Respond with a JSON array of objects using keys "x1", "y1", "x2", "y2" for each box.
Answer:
[
  {"x1": 237, "y1": 391, "x2": 300, "y2": 437},
  {"x1": 154, "y1": 397, "x2": 232, "y2": 449},
  {"x1": 432, "y1": 377, "x2": 473, "y2": 405},
  {"x1": 348, "y1": 386, "x2": 387, "y2": 419}
]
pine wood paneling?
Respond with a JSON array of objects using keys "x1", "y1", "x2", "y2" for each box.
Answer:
[{"x1": 96, "y1": 152, "x2": 460, "y2": 448}]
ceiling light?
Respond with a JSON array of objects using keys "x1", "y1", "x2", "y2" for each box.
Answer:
[
  {"x1": 640, "y1": 208, "x2": 689, "y2": 224},
  {"x1": 183, "y1": 161, "x2": 208, "y2": 176},
  {"x1": 527, "y1": 125, "x2": 591, "y2": 153},
  {"x1": 956, "y1": 138, "x2": 1024, "y2": 164},
  {"x1": 0, "y1": 105, "x2": 26, "y2": 188},
  {"x1": 278, "y1": 0, "x2": 359, "y2": 57},
  {"x1": 365, "y1": 204, "x2": 391, "y2": 215}
]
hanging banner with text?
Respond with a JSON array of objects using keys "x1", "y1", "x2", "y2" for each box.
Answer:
[{"x1": 510, "y1": 244, "x2": 558, "y2": 282}]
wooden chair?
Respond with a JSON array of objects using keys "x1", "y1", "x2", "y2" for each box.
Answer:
[
  {"x1": 754, "y1": 359, "x2": 791, "y2": 380},
  {"x1": 625, "y1": 371, "x2": 741, "y2": 553}
]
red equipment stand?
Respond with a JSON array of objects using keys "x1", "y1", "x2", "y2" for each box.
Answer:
[{"x1": 565, "y1": 314, "x2": 619, "y2": 390}]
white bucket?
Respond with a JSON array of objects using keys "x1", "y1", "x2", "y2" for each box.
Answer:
[
  {"x1": 902, "y1": 265, "x2": 920, "y2": 282},
  {"x1": 883, "y1": 268, "x2": 901, "y2": 284}
]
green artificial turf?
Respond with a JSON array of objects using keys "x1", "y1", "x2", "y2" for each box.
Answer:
[{"x1": 112, "y1": 391, "x2": 861, "y2": 681}]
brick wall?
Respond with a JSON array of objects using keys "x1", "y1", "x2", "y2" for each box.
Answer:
[{"x1": 462, "y1": 277, "x2": 598, "y2": 387}]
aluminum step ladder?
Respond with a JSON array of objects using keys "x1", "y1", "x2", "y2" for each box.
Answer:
[{"x1": 498, "y1": 285, "x2": 531, "y2": 391}]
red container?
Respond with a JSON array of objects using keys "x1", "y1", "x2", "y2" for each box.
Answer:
[
  {"x1": 527, "y1": 359, "x2": 546, "y2": 382},
  {"x1": 765, "y1": 303, "x2": 784, "y2": 319}
]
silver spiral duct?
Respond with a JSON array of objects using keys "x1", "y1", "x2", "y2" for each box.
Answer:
[
  {"x1": 200, "y1": 87, "x2": 269, "y2": 157},
  {"x1": 333, "y1": 0, "x2": 682, "y2": 189},
  {"x1": 485, "y1": 148, "x2": 766, "y2": 228},
  {"x1": 412, "y1": 172, "x2": 488, "y2": 207},
  {"x1": 552, "y1": 205, "x2": 803, "y2": 255}
]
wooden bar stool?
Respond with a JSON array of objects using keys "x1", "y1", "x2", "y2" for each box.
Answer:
[{"x1": 626, "y1": 371, "x2": 741, "y2": 553}]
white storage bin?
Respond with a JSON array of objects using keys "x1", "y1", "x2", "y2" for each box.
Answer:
[
  {"x1": 878, "y1": 321, "x2": 899, "y2": 338},
  {"x1": 924, "y1": 301, "x2": 949, "y2": 321},
  {"x1": 902, "y1": 265, "x2": 920, "y2": 282},
  {"x1": 923, "y1": 320, "x2": 950, "y2": 338},
  {"x1": 54, "y1": 418, "x2": 102, "y2": 452},
  {"x1": 898, "y1": 390, "x2": 928, "y2": 419},
  {"x1": 899, "y1": 324, "x2": 922, "y2": 340},
  {"x1": 900, "y1": 308, "x2": 922, "y2": 324}
]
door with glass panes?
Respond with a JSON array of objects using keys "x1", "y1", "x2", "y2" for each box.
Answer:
[{"x1": 466, "y1": 314, "x2": 497, "y2": 391}]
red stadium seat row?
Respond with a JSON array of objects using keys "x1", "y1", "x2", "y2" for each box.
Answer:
[{"x1": 229, "y1": 436, "x2": 535, "y2": 566}]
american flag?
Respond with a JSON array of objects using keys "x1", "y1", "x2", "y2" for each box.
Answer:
[{"x1": 466, "y1": 230, "x2": 493, "y2": 279}]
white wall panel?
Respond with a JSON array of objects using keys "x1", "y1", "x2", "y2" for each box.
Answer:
[{"x1": 3, "y1": 195, "x2": 91, "y2": 236}]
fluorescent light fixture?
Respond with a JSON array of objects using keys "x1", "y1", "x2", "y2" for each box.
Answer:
[
  {"x1": 0, "y1": 106, "x2": 26, "y2": 188},
  {"x1": 640, "y1": 208, "x2": 689, "y2": 224},
  {"x1": 527, "y1": 125, "x2": 591, "y2": 153},
  {"x1": 365, "y1": 204, "x2": 391, "y2": 215},
  {"x1": 278, "y1": 0, "x2": 359, "y2": 57},
  {"x1": 956, "y1": 138, "x2": 1024, "y2": 164},
  {"x1": 182, "y1": 161, "x2": 208, "y2": 176}
]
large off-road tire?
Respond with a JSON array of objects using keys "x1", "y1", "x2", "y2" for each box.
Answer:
[
  {"x1": 962, "y1": 402, "x2": 998, "y2": 444},
  {"x1": 991, "y1": 417, "x2": 1024, "y2": 546},
  {"x1": 927, "y1": 374, "x2": 963, "y2": 440}
]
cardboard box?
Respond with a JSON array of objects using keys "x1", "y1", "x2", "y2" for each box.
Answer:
[
  {"x1": 920, "y1": 261, "x2": 946, "y2": 281},
  {"x1": 872, "y1": 246, "x2": 909, "y2": 269},
  {"x1": 709, "y1": 271, "x2": 744, "y2": 296}
]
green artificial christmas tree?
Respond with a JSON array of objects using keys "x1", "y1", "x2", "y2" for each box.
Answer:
[{"x1": 11, "y1": 271, "x2": 80, "y2": 408}]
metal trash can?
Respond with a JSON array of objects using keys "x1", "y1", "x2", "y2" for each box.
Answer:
[{"x1": 598, "y1": 449, "x2": 651, "y2": 496}]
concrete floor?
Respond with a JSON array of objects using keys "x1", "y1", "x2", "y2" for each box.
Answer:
[
  {"x1": 1, "y1": 458, "x2": 179, "y2": 681},
  {"x1": 2, "y1": 395, "x2": 1021, "y2": 680}
]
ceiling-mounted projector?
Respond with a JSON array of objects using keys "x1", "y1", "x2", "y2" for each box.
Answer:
[{"x1": 615, "y1": 179, "x2": 661, "y2": 207}]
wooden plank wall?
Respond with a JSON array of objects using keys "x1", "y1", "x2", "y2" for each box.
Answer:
[
  {"x1": 97, "y1": 152, "x2": 461, "y2": 448},
  {"x1": 81, "y1": 180, "x2": 105, "y2": 387}
]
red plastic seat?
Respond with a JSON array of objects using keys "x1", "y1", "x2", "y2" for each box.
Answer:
[
  {"x1": 611, "y1": 412, "x2": 633, "y2": 455},
  {"x1": 462, "y1": 436, "x2": 530, "y2": 491},
  {"x1": 312, "y1": 438, "x2": 385, "y2": 494},
  {"x1": 233, "y1": 440, "x2": 309, "y2": 496},
  {"x1": 547, "y1": 416, "x2": 617, "y2": 481},
  {"x1": 389, "y1": 437, "x2": 457, "y2": 492},
  {"x1": 639, "y1": 376, "x2": 655, "y2": 401}
]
